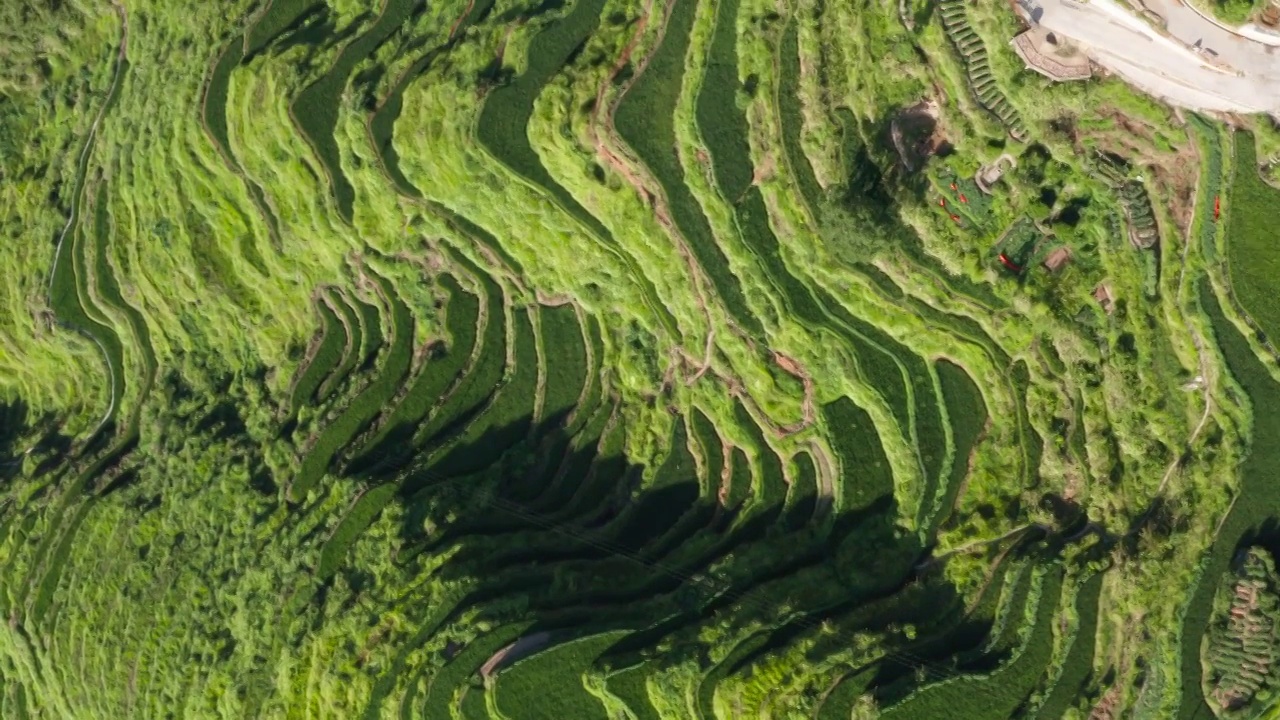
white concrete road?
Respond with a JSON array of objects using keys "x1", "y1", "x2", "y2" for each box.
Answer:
[{"x1": 1025, "y1": 0, "x2": 1280, "y2": 113}]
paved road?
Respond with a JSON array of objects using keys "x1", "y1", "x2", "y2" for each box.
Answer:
[{"x1": 1027, "y1": 0, "x2": 1280, "y2": 113}]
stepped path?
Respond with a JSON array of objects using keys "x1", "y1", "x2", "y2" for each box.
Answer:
[{"x1": 1026, "y1": 0, "x2": 1280, "y2": 111}]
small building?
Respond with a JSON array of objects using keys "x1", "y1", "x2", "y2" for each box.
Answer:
[
  {"x1": 1043, "y1": 247, "x2": 1071, "y2": 273},
  {"x1": 1093, "y1": 283, "x2": 1115, "y2": 314},
  {"x1": 976, "y1": 153, "x2": 1017, "y2": 194}
]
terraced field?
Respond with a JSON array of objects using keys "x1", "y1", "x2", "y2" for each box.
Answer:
[{"x1": 1, "y1": 0, "x2": 1279, "y2": 718}]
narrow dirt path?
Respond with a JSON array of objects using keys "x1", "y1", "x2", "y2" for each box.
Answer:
[
  {"x1": 589, "y1": 0, "x2": 720, "y2": 375},
  {"x1": 480, "y1": 632, "x2": 552, "y2": 678}
]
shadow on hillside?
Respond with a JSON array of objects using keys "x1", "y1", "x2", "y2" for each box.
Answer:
[
  {"x1": 333, "y1": 407, "x2": 1002, "y2": 698},
  {"x1": 0, "y1": 398, "x2": 28, "y2": 480}
]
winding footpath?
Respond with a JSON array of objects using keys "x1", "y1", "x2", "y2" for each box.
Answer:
[{"x1": 1024, "y1": 0, "x2": 1280, "y2": 113}]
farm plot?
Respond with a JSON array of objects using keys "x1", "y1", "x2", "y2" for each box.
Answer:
[
  {"x1": 313, "y1": 291, "x2": 367, "y2": 404},
  {"x1": 926, "y1": 359, "x2": 987, "y2": 537},
  {"x1": 1187, "y1": 113, "x2": 1226, "y2": 262},
  {"x1": 881, "y1": 566, "x2": 1063, "y2": 719},
  {"x1": 420, "y1": 623, "x2": 534, "y2": 720},
  {"x1": 492, "y1": 632, "x2": 625, "y2": 720},
  {"x1": 821, "y1": 397, "x2": 893, "y2": 510},
  {"x1": 475, "y1": 0, "x2": 607, "y2": 228},
  {"x1": 470, "y1": 0, "x2": 674, "y2": 333},
  {"x1": 346, "y1": 273, "x2": 481, "y2": 472},
  {"x1": 604, "y1": 664, "x2": 660, "y2": 720},
  {"x1": 1226, "y1": 132, "x2": 1280, "y2": 342},
  {"x1": 244, "y1": 0, "x2": 327, "y2": 56},
  {"x1": 776, "y1": 21, "x2": 823, "y2": 212},
  {"x1": 1179, "y1": 282, "x2": 1280, "y2": 720},
  {"x1": 1033, "y1": 572, "x2": 1103, "y2": 720},
  {"x1": 288, "y1": 293, "x2": 348, "y2": 411},
  {"x1": 536, "y1": 304, "x2": 589, "y2": 424},
  {"x1": 1202, "y1": 546, "x2": 1280, "y2": 713},
  {"x1": 403, "y1": 258, "x2": 510, "y2": 470},
  {"x1": 428, "y1": 305, "x2": 539, "y2": 479},
  {"x1": 290, "y1": 273, "x2": 414, "y2": 501}
]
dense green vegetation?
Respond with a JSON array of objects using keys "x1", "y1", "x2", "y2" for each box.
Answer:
[{"x1": 1, "y1": 0, "x2": 1277, "y2": 717}]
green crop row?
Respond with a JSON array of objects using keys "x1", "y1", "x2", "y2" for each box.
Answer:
[
  {"x1": 696, "y1": 0, "x2": 752, "y2": 201},
  {"x1": 1226, "y1": 133, "x2": 1280, "y2": 343},
  {"x1": 538, "y1": 305, "x2": 589, "y2": 423},
  {"x1": 428, "y1": 305, "x2": 538, "y2": 479},
  {"x1": 732, "y1": 400, "x2": 787, "y2": 513},
  {"x1": 46, "y1": 55, "x2": 132, "y2": 442},
  {"x1": 694, "y1": 21, "x2": 949, "y2": 497},
  {"x1": 466, "y1": 2, "x2": 679, "y2": 337},
  {"x1": 605, "y1": 664, "x2": 660, "y2": 720},
  {"x1": 882, "y1": 566, "x2": 1063, "y2": 719},
  {"x1": 313, "y1": 291, "x2": 366, "y2": 404},
  {"x1": 420, "y1": 622, "x2": 534, "y2": 720},
  {"x1": 202, "y1": 39, "x2": 243, "y2": 162},
  {"x1": 290, "y1": 273, "x2": 415, "y2": 501},
  {"x1": 776, "y1": 22, "x2": 823, "y2": 213},
  {"x1": 347, "y1": 273, "x2": 480, "y2": 472},
  {"x1": 614, "y1": 0, "x2": 763, "y2": 336},
  {"x1": 1187, "y1": 114, "x2": 1225, "y2": 263},
  {"x1": 783, "y1": 451, "x2": 819, "y2": 531},
  {"x1": 927, "y1": 359, "x2": 986, "y2": 537},
  {"x1": 407, "y1": 258, "x2": 508, "y2": 463},
  {"x1": 1033, "y1": 572, "x2": 1103, "y2": 719},
  {"x1": 475, "y1": 0, "x2": 605, "y2": 227},
  {"x1": 611, "y1": 418, "x2": 700, "y2": 551},
  {"x1": 821, "y1": 397, "x2": 893, "y2": 509},
  {"x1": 289, "y1": 293, "x2": 346, "y2": 411},
  {"x1": 291, "y1": 0, "x2": 423, "y2": 221},
  {"x1": 244, "y1": 0, "x2": 325, "y2": 57}
]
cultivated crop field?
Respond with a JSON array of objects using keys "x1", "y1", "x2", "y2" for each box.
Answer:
[{"x1": 2, "y1": 0, "x2": 1280, "y2": 718}]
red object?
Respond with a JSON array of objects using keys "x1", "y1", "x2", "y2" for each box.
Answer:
[
  {"x1": 938, "y1": 198, "x2": 946, "y2": 207},
  {"x1": 959, "y1": 194, "x2": 968, "y2": 203},
  {"x1": 1214, "y1": 195, "x2": 1221, "y2": 220},
  {"x1": 950, "y1": 183, "x2": 957, "y2": 190},
  {"x1": 998, "y1": 253, "x2": 1023, "y2": 273},
  {"x1": 950, "y1": 214, "x2": 961, "y2": 222}
]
